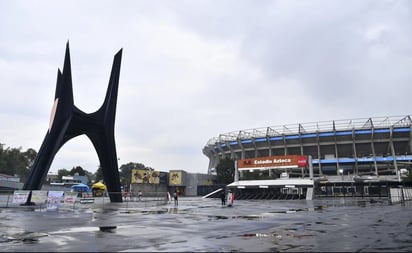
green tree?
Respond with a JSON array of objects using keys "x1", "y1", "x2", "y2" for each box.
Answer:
[
  {"x1": 119, "y1": 162, "x2": 150, "y2": 186},
  {"x1": 85, "y1": 170, "x2": 94, "y2": 184},
  {"x1": 57, "y1": 168, "x2": 70, "y2": 181},
  {"x1": 404, "y1": 170, "x2": 412, "y2": 182},
  {"x1": 69, "y1": 166, "x2": 94, "y2": 183},
  {"x1": 70, "y1": 166, "x2": 87, "y2": 176},
  {"x1": 0, "y1": 146, "x2": 35, "y2": 181},
  {"x1": 94, "y1": 162, "x2": 151, "y2": 186},
  {"x1": 0, "y1": 147, "x2": 14, "y2": 175},
  {"x1": 216, "y1": 157, "x2": 235, "y2": 184},
  {"x1": 94, "y1": 166, "x2": 104, "y2": 183},
  {"x1": 20, "y1": 148, "x2": 37, "y2": 181},
  {"x1": 0, "y1": 144, "x2": 6, "y2": 174}
]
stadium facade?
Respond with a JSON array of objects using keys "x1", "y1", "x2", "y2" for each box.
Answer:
[{"x1": 203, "y1": 115, "x2": 412, "y2": 180}]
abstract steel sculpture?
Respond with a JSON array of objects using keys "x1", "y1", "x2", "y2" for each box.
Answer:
[{"x1": 23, "y1": 42, "x2": 123, "y2": 203}]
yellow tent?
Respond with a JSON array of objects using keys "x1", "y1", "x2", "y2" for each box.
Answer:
[{"x1": 92, "y1": 181, "x2": 107, "y2": 190}]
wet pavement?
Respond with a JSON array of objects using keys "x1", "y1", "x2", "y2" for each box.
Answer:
[{"x1": 1, "y1": 197, "x2": 412, "y2": 252}]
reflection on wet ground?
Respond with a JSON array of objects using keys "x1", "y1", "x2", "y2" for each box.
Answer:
[{"x1": 0, "y1": 197, "x2": 412, "y2": 252}]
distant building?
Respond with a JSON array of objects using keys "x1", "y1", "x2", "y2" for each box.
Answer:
[
  {"x1": 0, "y1": 173, "x2": 20, "y2": 182},
  {"x1": 128, "y1": 169, "x2": 217, "y2": 197},
  {"x1": 44, "y1": 174, "x2": 89, "y2": 191},
  {"x1": 0, "y1": 173, "x2": 23, "y2": 190},
  {"x1": 46, "y1": 172, "x2": 59, "y2": 183},
  {"x1": 61, "y1": 175, "x2": 88, "y2": 185}
]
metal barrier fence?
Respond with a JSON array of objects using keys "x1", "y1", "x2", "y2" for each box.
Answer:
[
  {"x1": 0, "y1": 190, "x2": 169, "y2": 211},
  {"x1": 389, "y1": 187, "x2": 412, "y2": 204}
]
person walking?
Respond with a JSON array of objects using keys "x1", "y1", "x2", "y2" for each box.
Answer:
[
  {"x1": 220, "y1": 190, "x2": 226, "y2": 206},
  {"x1": 173, "y1": 189, "x2": 178, "y2": 206},
  {"x1": 227, "y1": 190, "x2": 234, "y2": 207},
  {"x1": 167, "y1": 191, "x2": 171, "y2": 203}
]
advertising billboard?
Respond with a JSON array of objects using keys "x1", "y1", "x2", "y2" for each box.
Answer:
[
  {"x1": 237, "y1": 155, "x2": 308, "y2": 170},
  {"x1": 169, "y1": 170, "x2": 183, "y2": 185},
  {"x1": 131, "y1": 169, "x2": 160, "y2": 184}
]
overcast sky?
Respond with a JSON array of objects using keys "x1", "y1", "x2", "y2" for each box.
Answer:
[{"x1": 1, "y1": 0, "x2": 411, "y2": 174}]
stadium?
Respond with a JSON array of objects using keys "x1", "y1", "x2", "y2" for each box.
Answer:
[{"x1": 203, "y1": 115, "x2": 412, "y2": 183}]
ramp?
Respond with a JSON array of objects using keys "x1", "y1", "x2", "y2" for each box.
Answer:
[{"x1": 202, "y1": 188, "x2": 223, "y2": 198}]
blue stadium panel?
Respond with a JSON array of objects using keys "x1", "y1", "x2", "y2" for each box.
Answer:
[
  {"x1": 254, "y1": 138, "x2": 266, "y2": 142},
  {"x1": 354, "y1": 129, "x2": 372, "y2": 135},
  {"x1": 335, "y1": 131, "x2": 352, "y2": 136},
  {"x1": 375, "y1": 157, "x2": 394, "y2": 162},
  {"x1": 397, "y1": 155, "x2": 412, "y2": 160},
  {"x1": 356, "y1": 157, "x2": 374, "y2": 162},
  {"x1": 269, "y1": 136, "x2": 283, "y2": 141},
  {"x1": 319, "y1": 159, "x2": 337, "y2": 164},
  {"x1": 317, "y1": 159, "x2": 357, "y2": 164},
  {"x1": 285, "y1": 135, "x2": 299, "y2": 140},
  {"x1": 318, "y1": 132, "x2": 335, "y2": 137},
  {"x1": 301, "y1": 133, "x2": 317, "y2": 138},
  {"x1": 374, "y1": 129, "x2": 390, "y2": 134},
  {"x1": 338, "y1": 158, "x2": 356, "y2": 163},
  {"x1": 393, "y1": 127, "x2": 410, "y2": 133}
]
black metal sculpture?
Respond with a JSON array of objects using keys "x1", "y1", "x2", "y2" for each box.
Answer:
[{"x1": 23, "y1": 42, "x2": 123, "y2": 203}]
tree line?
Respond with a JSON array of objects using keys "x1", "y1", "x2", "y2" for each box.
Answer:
[
  {"x1": 0, "y1": 142, "x2": 249, "y2": 186},
  {"x1": 0, "y1": 143, "x2": 154, "y2": 185},
  {"x1": 0, "y1": 144, "x2": 36, "y2": 182}
]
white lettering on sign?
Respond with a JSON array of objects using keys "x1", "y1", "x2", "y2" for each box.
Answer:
[
  {"x1": 273, "y1": 158, "x2": 291, "y2": 163},
  {"x1": 253, "y1": 158, "x2": 292, "y2": 165},
  {"x1": 254, "y1": 159, "x2": 272, "y2": 165}
]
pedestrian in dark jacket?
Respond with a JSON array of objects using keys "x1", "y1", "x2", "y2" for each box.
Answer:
[
  {"x1": 220, "y1": 190, "x2": 226, "y2": 206},
  {"x1": 174, "y1": 189, "x2": 178, "y2": 206}
]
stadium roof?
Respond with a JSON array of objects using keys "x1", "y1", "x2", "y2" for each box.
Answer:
[{"x1": 205, "y1": 115, "x2": 412, "y2": 146}]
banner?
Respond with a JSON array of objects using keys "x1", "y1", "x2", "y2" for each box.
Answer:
[
  {"x1": 238, "y1": 155, "x2": 308, "y2": 170},
  {"x1": 31, "y1": 191, "x2": 48, "y2": 204},
  {"x1": 47, "y1": 191, "x2": 64, "y2": 210},
  {"x1": 64, "y1": 192, "x2": 78, "y2": 204},
  {"x1": 169, "y1": 171, "x2": 182, "y2": 185},
  {"x1": 12, "y1": 190, "x2": 30, "y2": 204},
  {"x1": 132, "y1": 169, "x2": 160, "y2": 184}
]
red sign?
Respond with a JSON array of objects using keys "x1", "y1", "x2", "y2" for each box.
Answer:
[
  {"x1": 297, "y1": 156, "x2": 308, "y2": 167},
  {"x1": 237, "y1": 155, "x2": 308, "y2": 170}
]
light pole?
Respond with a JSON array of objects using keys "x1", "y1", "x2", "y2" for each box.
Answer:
[{"x1": 234, "y1": 159, "x2": 239, "y2": 182}]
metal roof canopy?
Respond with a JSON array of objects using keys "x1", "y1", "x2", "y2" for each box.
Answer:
[{"x1": 227, "y1": 179, "x2": 314, "y2": 188}]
